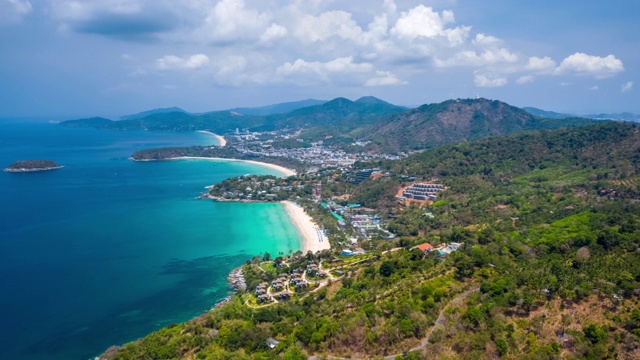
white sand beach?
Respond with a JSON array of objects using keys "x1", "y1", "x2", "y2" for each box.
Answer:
[
  {"x1": 281, "y1": 200, "x2": 331, "y2": 254},
  {"x1": 197, "y1": 130, "x2": 227, "y2": 147},
  {"x1": 171, "y1": 157, "x2": 296, "y2": 177}
]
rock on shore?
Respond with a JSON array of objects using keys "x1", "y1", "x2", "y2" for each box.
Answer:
[{"x1": 227, "y1": 267, "x2": 246, "y2": 292}]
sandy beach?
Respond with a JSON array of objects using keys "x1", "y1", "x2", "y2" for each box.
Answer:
[
  {"x1": 197, "y1": 130, "x2": 227, "y2": 147},
  {"x1": 281, "y1": 200, "x2": 331, "y2": 254},
  {"x1": 170, "y1": 156, "x2": 296, "y2": 177}
]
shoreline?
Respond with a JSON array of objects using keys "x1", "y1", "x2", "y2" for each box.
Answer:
[
  {"x1": 134, "y1": 156, "x2": 296, "y2": 177},
  {"x1": 281, "y1": 200, "x2": 330, "y2": 254},
  {"x1": 197, "y1": 130, "x2": 226, "y2": 147},
  {"x1": 3, "y1": 165, "x2": 64, "y2": 172}
]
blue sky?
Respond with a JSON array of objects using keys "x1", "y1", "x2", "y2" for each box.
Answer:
[{"x1": 0, "y1": 0, "x2": 637, "y2": 118}]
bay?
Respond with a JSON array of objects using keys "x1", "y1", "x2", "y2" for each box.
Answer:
[{"x1": 0, "y1": 119, "x2": 300, "y2": 359}]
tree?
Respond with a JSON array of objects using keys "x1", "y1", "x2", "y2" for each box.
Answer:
[
  {"x1": 283, "y1": 347, "x2": 306, "y2": 360},
  {"x1": 583, "y1": 324, "x2": 607, "y2": 344},
  {"x1": 495, "y1": 338, "x2": 508, "y2": 356},
  {"x1": 379, "y1": 261, "x2": 396, "y2": 277},
  {"x1": 263, "y1": 252, "x2": 271, "y2": 261}
]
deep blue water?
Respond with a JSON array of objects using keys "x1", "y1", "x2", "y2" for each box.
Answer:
[{"x1": 0, "y1": 119, "x2": 300, "y2": 359}]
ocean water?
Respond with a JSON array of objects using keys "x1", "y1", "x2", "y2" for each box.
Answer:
[{"x1": 0, "y1": 119, "x2": 301, "y2": 359}]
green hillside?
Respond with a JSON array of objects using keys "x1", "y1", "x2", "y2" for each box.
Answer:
[
  {"x1": 61, "y1": 98, "x2": 601, "y2": 154},
  {"x1": 101, "y1": 121, "x2": 640, "y2": 360},
  {"x1": 367, "y1": 98, "x2": 601, "y2": 152},
  {"x1": 60, "y1": 96, "x2": 403, "y2": 136}
]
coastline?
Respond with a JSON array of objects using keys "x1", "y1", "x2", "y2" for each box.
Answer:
[
  {"x1": 281, "y1": 200, "x2": 330, "y2": 254},
  {"x1": 197, "y1": 130, "x2": 227, "y2": 147},
  {"x1": 3, "y1": 165, "x2": 64, "y2": 172},
  {"x1": 165, "y1": 156, "x2": 296, "y2": 177}
]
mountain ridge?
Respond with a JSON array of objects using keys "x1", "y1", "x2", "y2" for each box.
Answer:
[
  {"x1": 62, "y1": 97, "x2": 603, "y2": 152},
  {"x1": 367, "y1": 98, "x2": 602, "y2": 151}
]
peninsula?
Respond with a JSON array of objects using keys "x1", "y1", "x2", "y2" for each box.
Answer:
[{"x1": 4, "y1": 160, "x2": 63, "y2": 172}]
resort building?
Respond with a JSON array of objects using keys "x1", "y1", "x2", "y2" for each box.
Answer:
[{"x1": 415, "y1": 242, "x2": 434, "y2": 253}]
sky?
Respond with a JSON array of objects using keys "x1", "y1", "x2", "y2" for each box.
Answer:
[{"x1": 0, "y1": 0, "x2": 638, "y2": 118}]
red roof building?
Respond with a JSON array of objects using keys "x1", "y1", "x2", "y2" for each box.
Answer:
[{"x1": 416, "y1": 243, "x2": 434, "y2": 252}]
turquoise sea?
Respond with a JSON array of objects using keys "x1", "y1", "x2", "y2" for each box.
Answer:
[{"x1": 0, "y1": 119, "x2": 301, "y2": 359}]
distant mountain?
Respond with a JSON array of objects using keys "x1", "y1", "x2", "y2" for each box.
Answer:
[
  {"x1": 522, "y1": 107, "x2": 573, "y2": 119},
  {"x1": 230, "y1": 99, "x2": 327, "y2": 116},
  {"x1": 120, "y1": 107, "x2": 187, "y2": 120},
  {"x1": 60, "y1": 117, "x2": 114, "y2": 128},
  {"x1": 268, "y1": 96, "x2": 405, "y2": 130},
  {"x1": 60, "y1": 97, "x2": 401, "y2": 134},
  {"x1": 583, "y1": 112, "x2": 640, "y2": 122},
  {"x1": 367, "y1": 98, "x2": 602, "y2": 151},
  {"x1": 60, "y1": 97, "x2": 605, "y2": 152},
  {"x1": 523, "y1": 107, "x2": 640, "y2": 123}
]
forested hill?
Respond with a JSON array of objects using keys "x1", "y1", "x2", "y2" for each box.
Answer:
[
  {"x1": 59, "y1": 96, "x2": 404, "y2": 133},
  {"x1": 102, "y1": 121, "x2": 640, "y2": 360},
  {"x1": 60, "y1": 97, "x2": 601, "y2": 154},
  {"x1": 388, "y1": 120, "x2": 639, "y2": 184},
  {"x1": 265, "y1": 96, "x2": 405, "y2": 130},
  {"x1": 366, "y1": 98, "x2": 601, "y2": 152}
]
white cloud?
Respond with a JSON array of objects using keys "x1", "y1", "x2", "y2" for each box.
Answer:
[
  {"x1": 474, "y1": 74, "x2": 508, "y2": 87},
  {"x1": 365, "y1": 70, "x2": 405, "y2": 86},
  {"x1": 390, "y1": 5, "x2": 469, "y2": 46},
  {"x1": 46, "y1": 1, "x2": 632, "y2": 95},
  {"x1": 555, "y1": 52, "x2": 624, "y2": 78},
  {"x1": 391, "y1": 5, "x2": 446, "y2": 39},
  {"x1": 621, "y1": 81, "x2": 633, "y2": 93},
  {"x1": 293, "y1": 10, "x2": 363, "y2": 43},
  {"x1": 156, "y1": 54, "x2": 210, "y2": 70},
  {"x1": 435, "y1": 48, "x2": 518, "y2": 68},
  {"x1": 383, "y1": 0, "x2": 397, "y2": 15},
  {"x1": 200, "y1": 0, "x2": 272, "y2": 43},
  {"x1": 391, "y1": 5, "x2": 449, "y2": 39},
  {"x1": 472, "y1": 33, "x2": 502, "y2": 47},
  {"x1": 277, "y1": 57, "x2": 372, "y2": 77},
  {"x1": 589, "y1": 85, "x2": 599, "y2": 91},
  {"x1": 0, "y1": 0, "x2": 32, "y2": 26},
  {"x1": 516, "y1": 75, "x2": 535, "y2": 84},
  {"x1": 276, "y1": 56, "x2": 393, "y2": 86},
  {"x1": 260, "y1": 23, "x2": 287, "y2": 43},
  {"x1": 526, "y1": 56, "x2": 557, "y2": 74}
]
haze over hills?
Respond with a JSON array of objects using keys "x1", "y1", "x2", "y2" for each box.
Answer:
[
  {"x1": 523, "y1": 107, "x2": 640, "y2": 123},
  {"x1": 522, "y1": 107, "x2": 573, "y2": 119},
  {"x1": 230, "y1": 99, "x2": 327, "y2": 116},
  {"x1": 61, "y1": 97, "x2": 601, "y2": 153},
  {"x1": 583, "y1": 112, "x2": 640, "y2": 122},
  {"x1": 60, "y1": 96, "x2": 406, "y2": 134},
  {"x1": 120, "y1": 107, "x2": 187, "y2": 121}
]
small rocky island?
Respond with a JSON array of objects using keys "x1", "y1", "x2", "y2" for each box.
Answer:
[{"x1": 4, "y1": 160, "x2": 63, "y2": 172}]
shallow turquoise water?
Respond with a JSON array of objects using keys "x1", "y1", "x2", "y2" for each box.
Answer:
[{"x1": 0, "y1": 120, "x2": 300, "y2": 359}]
